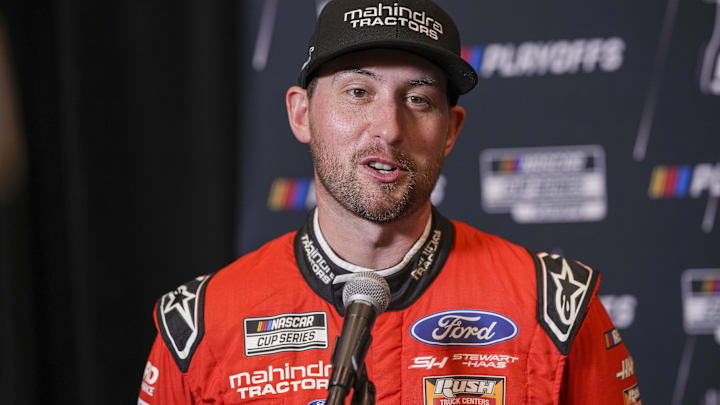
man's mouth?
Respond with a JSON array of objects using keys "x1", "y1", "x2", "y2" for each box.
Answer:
[{"x1": 367, "y1": 160, "x2": 397, "y2": 174}]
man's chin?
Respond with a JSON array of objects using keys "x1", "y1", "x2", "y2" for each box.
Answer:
[
  {"x1": 351, "y1": 195, "x2": 429, "y2": 223},
  {"x1": 344, "y1": 197, "x2": 407, "y2": 223}
]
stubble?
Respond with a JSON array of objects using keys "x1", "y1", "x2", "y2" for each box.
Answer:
[{"x1": 309, "y1": 132, "x2": 443, "y2": 223}]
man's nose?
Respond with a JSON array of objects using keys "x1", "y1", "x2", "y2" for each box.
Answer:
[{"x1": 368, "y1": 96, "x2": 404, "y2": 145}]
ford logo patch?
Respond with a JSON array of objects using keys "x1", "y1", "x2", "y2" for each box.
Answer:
[
  {"x1": 307, "y1": 400, "x2": 326, "y2": 405},
  {"x1": 410, "y1": 309, "x2": 518, "y2": 346}
]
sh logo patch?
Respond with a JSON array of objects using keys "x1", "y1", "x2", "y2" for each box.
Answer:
[
  {"x1": 535, "y1": 252, "x2": 598, "y2": 354},
  {"x1": 244, "y1": 312, "x2": 328, "y2": 357},
  {"x1": 423, "y1": 375, "x2": 505, "y2": 405}
]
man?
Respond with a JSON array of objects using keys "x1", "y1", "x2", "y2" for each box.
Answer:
[{"x1": 139, "y1": 0, "x2": 640, "y2": 404}]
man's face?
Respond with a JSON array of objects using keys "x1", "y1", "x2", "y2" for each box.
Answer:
[{"x1": 305, "y1": 49, "x2": 460, "y2": 222}]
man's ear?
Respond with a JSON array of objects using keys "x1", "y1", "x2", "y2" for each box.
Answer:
[
  {"x1": 444, "y1": 105, "x2": 466, "y2": 157},
  {"x1": 286, "y1": 86, "x2": 311, "y2": 144}
]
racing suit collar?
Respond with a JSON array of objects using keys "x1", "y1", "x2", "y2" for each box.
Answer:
[
  {"x1": 311, "y1": 208, "x2": 433, "y2": 282},
  {"x1": 294, "y1": 206, "x2": 455, "y2": 315}
]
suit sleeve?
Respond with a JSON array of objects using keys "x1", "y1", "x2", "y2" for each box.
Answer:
[
  {"x1": 561, "y1": 295, "x2": 641, "y2": 404},
  {"x1": 138, "y1": 298, "x2": 197, "y2": 405},
  {"x1": 138, "y1": 333, "x2": 196, "y2": 405}
]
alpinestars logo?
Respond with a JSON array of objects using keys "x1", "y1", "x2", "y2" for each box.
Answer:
[
  {"x1": 648, "y1": 163, "x2": 720, "y2": 232},
  {"x1": 344, "y1": 3, "x2": 443, "y2": 40},
  {"x1": 462, "y1": 37, "x2": 625, "y2": 79},
  {"x1": 158, "y1": 275, "x2": 212, "y2": 364},
  {"x1": 537, "y1": 253, "x2": 596, "y2": 353}
]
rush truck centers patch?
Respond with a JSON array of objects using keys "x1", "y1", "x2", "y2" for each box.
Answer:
[
  {"x1": 423, "y1": 375, "x2": 506, "y2": 405},
  {"x1": 243, "y1": 312, "x2": 328, "y2": 357}
]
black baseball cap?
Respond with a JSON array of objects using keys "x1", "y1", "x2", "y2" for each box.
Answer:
[{"x1": 298, "y1": 0, "x2": 478, "y2": 96}]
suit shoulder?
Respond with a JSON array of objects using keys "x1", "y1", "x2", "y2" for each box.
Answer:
[
  {"x1": 212, "y1": 231, "x2": 297, "y2": 285},
  {"x1": 450, "y1": 220, "x2": 534, "y2": 262},
  {"x1": 154, "y1": 273, "x2": 215, "y2": 372},
  {"x1": 531, "y1": 252, "x2": 600, "y2": 355},
  {"x1": 153, "y1": 231, "x2": 296, "y2": 372}
]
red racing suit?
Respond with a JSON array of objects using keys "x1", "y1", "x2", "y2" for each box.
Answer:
[{"x1": 139, "y1": 210, "x2": 640, "y2": 404}]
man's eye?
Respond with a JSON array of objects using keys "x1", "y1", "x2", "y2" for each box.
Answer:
[
  {"x1": 349, "y1": 88, "x2": 367, "y2": 98},
  {"x1": 408, "y1": 95, "x2": 428, "y2": 105}
]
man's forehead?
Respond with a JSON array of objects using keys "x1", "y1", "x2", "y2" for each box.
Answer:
[{"x1": 318, "y1": 49, "x2": 447, "y2": 84}]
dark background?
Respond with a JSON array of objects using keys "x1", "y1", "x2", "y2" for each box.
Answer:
[{"x1": 1, "y1": 0, "x2": 718, "y2": 404}]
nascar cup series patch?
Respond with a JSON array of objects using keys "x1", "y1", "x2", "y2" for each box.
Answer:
[
  {"x1": 423, "y1": 375, "x2": 505, "y2": 405},
  {"x1": 243, "y1": 311, "x2": 328, "y2": 357}
]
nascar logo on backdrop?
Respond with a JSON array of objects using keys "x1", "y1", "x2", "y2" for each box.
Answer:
[
  {"x1": 479, "y1": 145, "x2": 607, "y2": 223},
  {"x1": 681, "y1": 269, "x2": 720, "y2": 339},
  {"x1": 268, "y1": 178, "x2": 316, "y2": 211},
  {"x1": 267, "y1": 175, "x2": 447, "y2": 211},
  {"x1": 648, "y1": 163, "x2": 720, "y2": 232},
  {"x1": 462, "y1": 37, "x2": 625, "y2": 79}
]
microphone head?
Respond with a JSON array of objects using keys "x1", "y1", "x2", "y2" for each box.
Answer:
[{"x1": 342, "y1": 271, "x2": 391, "y2": 314}]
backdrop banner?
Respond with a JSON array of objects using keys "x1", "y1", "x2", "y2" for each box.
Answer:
[{"x1": 237, "y1": 2, "x2": 720, "y2": 404}]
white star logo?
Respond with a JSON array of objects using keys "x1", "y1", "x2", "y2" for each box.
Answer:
[
  {"x1": 551, "y1": 259, "x2": 587, "y2": 326},
  {"x1": 162, "y1": 286, "x2": 197, "y2": 331}
]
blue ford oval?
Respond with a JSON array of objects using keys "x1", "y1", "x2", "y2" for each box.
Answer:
[{"x1": 410, "y1": 309, "x2": 518, "y2": 346}]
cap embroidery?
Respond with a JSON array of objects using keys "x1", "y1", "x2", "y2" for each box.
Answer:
[
  {"x1": 301, "y1": 46, "x2": 315, "y2": 71},
  {"x1": 343, "y1": 4, "x2": 443, "y2": 40}
]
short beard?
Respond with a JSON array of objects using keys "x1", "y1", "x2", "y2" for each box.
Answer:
[{"x1": 309, "y1": 138, "x2": 443, "y2": 223}]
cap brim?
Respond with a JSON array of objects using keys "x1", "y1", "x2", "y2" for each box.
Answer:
[{"x1": 299, "y1": 39, "x2": 478, "y2": 95}]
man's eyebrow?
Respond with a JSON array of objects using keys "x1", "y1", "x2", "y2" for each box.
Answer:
[
  {"x1": 332, "y1": 68, "x2": 379, "y2": 83},
  {"x1": 332, "y1": 69, "x2": 440, "y2": 88},
  {"x1": 409, "y1": 77, "x2": 438, "y2": 87}
]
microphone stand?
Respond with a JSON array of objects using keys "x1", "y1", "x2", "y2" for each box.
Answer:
[
  {"x1": 350, "y1": 364, "x2": 375, "y2": 405},
  {"x1": 327, "y1": 355, "x2": 376, "y2": 405},
  {"x1": 326, "y1": 301, "x2": 377, "y2": 405}
]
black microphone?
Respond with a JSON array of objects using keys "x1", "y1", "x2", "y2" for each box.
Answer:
[{"x1": 326, "y1": 272, "x2": 391, "y2": 405}]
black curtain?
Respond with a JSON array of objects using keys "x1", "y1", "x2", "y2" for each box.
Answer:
[{"x1": 0, "y1": 1, "x2": 239, "y2": 403}]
